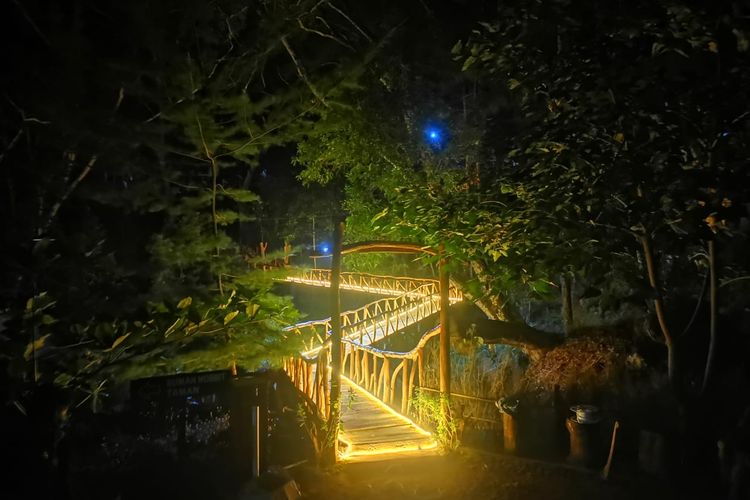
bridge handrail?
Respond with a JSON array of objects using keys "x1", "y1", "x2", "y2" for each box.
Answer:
[
  {"x1": 341, "y1": 326, "x2": 440, "y2": 360},
  {"x1": 283, "y1": 272, "x2": 450, "y2": 427},
  {"x1": 286, "y1": 268, "x2": 463, "y2": 301},
  {"x1": 285, "y1": 283, "x2": 440, "y2": 352},
  {"x1": 285, "y1": 324, "x2": 443, "y2": 419}
]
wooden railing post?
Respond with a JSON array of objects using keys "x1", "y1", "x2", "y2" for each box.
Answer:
[
  {"x1": 401, "y1": 359, "x2": 410, "y2": 414},
  {"x1": 439, "y1": 244, "x2": 451, "y2": 407},
  {"x1": 417, "y1": 348, "x2": 424, "y2": 387},
  {"x1": 407, "y1": 358, "x2": 417, "y2": 414},
  {"x1": 382, "y1": 357, "x2": 391, "y2": 401},
  {"x1": 323, "y1": 221, "x2": 345, "y2": 465},
  {"x1": 362, "y1": 351, "x2": 369, "y2": 389}
]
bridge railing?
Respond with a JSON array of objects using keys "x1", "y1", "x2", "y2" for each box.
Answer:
[
  {"x1": 285, "y1": 283, "x2": 440, "y2": 353},
  {"x1": 286, "y1": 268, "x2": 463, "y2": 302},
  {"x1": 342, "y1": 326, "x2": 440, "y2": 416},
  {"x1": 283, "y1": 345, "x2": 331, "y2": 418},
  {"x1": 283, "y1": 326, "x2": 441, "y2": 421}
]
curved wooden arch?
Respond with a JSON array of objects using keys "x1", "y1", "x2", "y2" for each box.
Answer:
[{"x1": 341, "y1": 241, "x2": 437, "y2": 256}]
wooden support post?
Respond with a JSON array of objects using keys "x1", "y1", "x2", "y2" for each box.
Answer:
[
  {"x1": 283, "y1": 241, "x2": 292, "y2": 265},
  {"x1": 382, "y1": 357, "x2": 391, "y2": 401},
  {"x1": 375, "y1": 357, "x2": 383, "y2": 398},
  {"x1": 439, "y1": 244, "x2": 451, "y2": 408},
  {"x1": 325, "y1": 221, "x2": 344, "y2": 464},
  {"x1": 306, "y1": 363, "x2": 314, "y2": 399},
  {"x1": 401, "y1": 359, "x2": 410, "y2": 414},
  {"x1": 417, "y1": 349, "x2": 424, "y2": 387},
  {"x1": 407, "y1": 358, "x2": 417, "y2": 414},
  {"x1": 390, "y1": 362, "x2": 404, "y2": 406},
  {"x1": 362, "y1": 352, "x2": 369, "y2": 388}
]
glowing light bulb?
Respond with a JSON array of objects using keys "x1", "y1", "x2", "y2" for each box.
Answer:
[{"x1": 424, "y1": 125, "x2": 446, "y2": 149}]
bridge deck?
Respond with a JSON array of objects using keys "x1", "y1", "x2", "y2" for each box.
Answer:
[{"x1": 339, "y1": 375, "x2": 437, "y2": 462}]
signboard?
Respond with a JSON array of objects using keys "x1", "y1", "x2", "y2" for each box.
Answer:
[{"x1": 131, "y1": 369, "x2": 231, "y2": 405}]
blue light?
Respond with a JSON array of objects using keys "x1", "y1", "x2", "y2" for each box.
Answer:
[
  {"x1": 424, "y1": 125, "x2": 446, "y2": 150},
  {"x1": 321, "y1": 244, "x2": 330, "y2": 254}
]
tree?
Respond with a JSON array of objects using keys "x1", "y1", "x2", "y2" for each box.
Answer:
[
  {"x1": 458, "y1": 0, "x2": 750, "y2": 387},
  {"x1": 0, "y1": 0, "x2": 375, "y2": 410},
  {"x1": 295, "y1": 0, "x2": 750, "y2": 386}
]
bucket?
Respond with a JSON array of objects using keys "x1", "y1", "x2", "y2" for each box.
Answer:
[{"x1": 570, "y1": 405, "x2": 600, "y2": 424}]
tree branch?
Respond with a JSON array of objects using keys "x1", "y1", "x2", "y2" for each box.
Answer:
[
  {"x1": 297, "y1": 18, "x2": 354, "y2": 51},
  {"x1": 0, "y1": 128, "x2": 23, "y2": 166},
  {"x1": 280, "y1": 35, "x2": 329, "y2": 108},
  {"x1": 38, "y1": 155, "x2": 97, "y2": 240},
  {"x1": 195, "y1": 116, "x2": 224, "y2": 295},
  {"x1": 326, "y1": 2, "x2": 371, "y2": 42},
  {"x1": 11, "y1": 0, "x2": 52, "y2": 47}
]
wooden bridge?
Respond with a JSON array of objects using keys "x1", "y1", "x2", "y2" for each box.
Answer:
[{"x1": 283, "y1": 269, "x2": 458, "y2": 462}]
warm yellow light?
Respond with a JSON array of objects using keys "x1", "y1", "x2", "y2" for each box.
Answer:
[
  {"x1": 299, "y1": 299, "x2": 438, "y2": 358},
  {"x1": 340, "y1": 373, "x2": 433, "y2": 437},
  {"x1": 338, "y1": 440, "x2": 439, "y2": 460},
  {"x1": 285, "y1": 276, "x2": 462, "y2": 303}
]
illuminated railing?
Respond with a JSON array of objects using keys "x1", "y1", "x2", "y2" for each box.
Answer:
[
  {"x1": 285, "y1": 268, "x2": 463, "y2": 302},
  {"x1": 342, "y1": 326, "x2": 440, "y2": 415},
  {"x1": 285, "y1": 283, "x2": 440, "y2": 354},
  {"x1": 283, "y1": 327, "x2": 441, "y2": 458},
  {"x1": 283, "y1": 345, "x2": 332, "y2": 419},
  {"x1": 282, "y1": 273, "x2": 448, "y2": 460}
]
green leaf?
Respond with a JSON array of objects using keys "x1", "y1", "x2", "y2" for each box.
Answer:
[
  {"x1": 24, "y1": 334, "x2": 51, "y2": 360},
  {"x1": 371, "y1": 207, "x2": 389, "y2": 224},
  {"x1": 219, "y1": 188, "x2": 260, "y2": 203},
  {"x1": 246, "y1": 303, "x2": 260, "y2": 318},
  {"x1": 164, "y1": 318, "x2": 183, "y2": 337},
  {"x1": 219, "y1": 289, "x2": 237, "y2": 310},
  {"x1": 41, "y1": 314, "x2": 57, "y2": 325},
  {"x1": 224, "y1": 311, "x2": 239, "y2": 325},
  {"x1": 462, "y1": 55, "x2": 476, "y2": 71},
  {"x1": 177, "y1": 297, "x2": 192, "y2": 309},
  {"x1": 105, "y1": 333, "x2": 131, "y2": 352}
]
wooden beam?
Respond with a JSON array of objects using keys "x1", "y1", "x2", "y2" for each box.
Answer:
[
  {"x1": 325, "y1": 221, "x2": 344, "y2": 464},
  {"x1": 439, "y1": 244, "x2": 451, "y2": 398},
  {"x1": 340, "y1": 241, "x2": 437, "y2": 256}
]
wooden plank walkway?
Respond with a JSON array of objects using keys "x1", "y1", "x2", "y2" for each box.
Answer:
[{"x1": 338, "y1": 375, "x2": 437, "y2": 462}]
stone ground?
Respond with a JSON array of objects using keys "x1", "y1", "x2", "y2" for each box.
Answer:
[{"x1": 292, "y1": 449, "x2": 676, "y2": 500}]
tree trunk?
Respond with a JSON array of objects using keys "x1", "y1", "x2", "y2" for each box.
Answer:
[
  {"x1": 702, "y1": 239, "x2": 718, "y2": 394},
  {"x1": 468, "y1": 260, "x2": 520, "y2": 322},
  {"x1": 561, "y1": 273, "x2": 574, "y2": 335},
  {"x1": 439, "y1": 244, "x2": 451, "y2": 422},
  {"x1": 640, "y1": 234, "x2": 676, "y2": 384}
]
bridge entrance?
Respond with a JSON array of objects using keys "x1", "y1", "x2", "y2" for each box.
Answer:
[{"x1": 283, "y1": 253, "x2": 461, "y2": 462}]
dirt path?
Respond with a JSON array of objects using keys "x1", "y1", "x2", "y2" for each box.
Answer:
[{"x1": 293, "y1": 449, "x2": 673, "y2": 500}]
